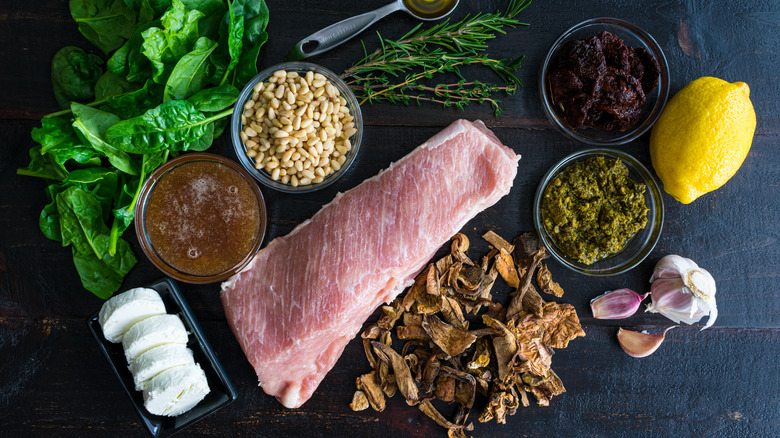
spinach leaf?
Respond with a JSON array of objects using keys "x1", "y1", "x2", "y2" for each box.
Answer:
[
  {"x1": 105, "y1": 99, "x2": 215, "y2": 153},
  {"x1": 164, "y1": 36, "x2": 217, "y2": 102},
  {"x1": 65, "y1": 167, "x2": 117, "y2": 185},
  {"x1": 70, "y1": 0, "x2": 137, "y2": 55},
  {"x1": 17, "y1": 146, "x2": 68, "y2": 181},
  {"x1": 235, "y1": 34, "x2": 266, "y2": 85},
  {"x1": 212, "y1": 0, "x2": 269, "y2": 86},
  {"x1": 31, "y1": 117, "x2": 100, "y2": 167},
  {"x1": 95, "y1": 71, "x2": 136, "y2": 100},
  {"x1": 40, "y1": 182, "x2": 69, "y2": 242},
  {"x1": 231, "y1": 0, "x2": 269, "y2": 85},
  {"x1": 186, "y1": 84, "x2": 239, "y2": 112},
  {"x1": 109, "y1": 150, "x2": 167, "y2": 254},
  {"x1": 105, "y1": 79, "x2": 163, "y2": 119},
  {"x1": 56, "y1": 186, "x2": 137, "y2": 298},
  {"x1": 185, "y1": 120, "x2": 214, "y2": 151},
  {"x1": 71, "y1": 103, "x2": 139, "y2": 175},
  {"x1": 212, "y1": 0, "x2": 243, "y2": 85},
  {"x1": 107, "y1": 40, "x2": 131, "y2": 77},
  {"x1": 181, "y1": 0, "x2": 225, "y2": 39},
  {"x1": 141, "y1": 0, "x2": 204, "y2": 83},
  {"x1": 212, "y1": 117, "x2": 228, "y2": 138},
  {"x1": 108, "y1": 20, "x2": 161, "y2": 83},
  {"x1": 235, "y1": 0, "x2": 269, "y2": 47},
  {"x1": 124, "y1": 0, "x2": 170, "y2": 21},
  {"x1": 52, "y1": 47, "x2": 103, "y2": 109}
]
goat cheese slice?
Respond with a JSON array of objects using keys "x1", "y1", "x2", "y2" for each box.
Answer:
[
  {"x1": 122, "y1": 314, "x2": 189, "y2": 363},
  {"x1": 143, "y1": 364, "x2": 210, "y2": 416},
  {"x1": 99, "y1": 288, "x2": 166, "y2": 343},
  {"x1": 129, "y1": 343, "x2": 195, "y2": 391}
]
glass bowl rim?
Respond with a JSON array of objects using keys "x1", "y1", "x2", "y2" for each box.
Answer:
[
  {"x1": 538, "y1": 17, "x2": 671, "y2": 146},
  {"x1": 231, "y1": 61, "x2": 364, "y2": 193},
  {"x1": 532, "y1": 147, "x2": 664, "y2": 276},
  {"x1": 134, "y1": 152, "x2": 267, "y2": 284}
]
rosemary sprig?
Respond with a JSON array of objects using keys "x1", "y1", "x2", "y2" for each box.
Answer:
[{"x1": 341, "y1": 0, "x2": 531, "y2": 115}]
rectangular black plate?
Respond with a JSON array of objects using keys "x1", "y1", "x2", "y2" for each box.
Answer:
[{"x1": 87, "y1": 277, "x2": 238, "y2": 437}]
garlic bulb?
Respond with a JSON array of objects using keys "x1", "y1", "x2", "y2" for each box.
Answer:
[
  {"x1": 646, "y1": 255, "x2": 717, "y2": 329},
  {"x1": 590, "y1": 289, "x2": 649, "y2": 319}
]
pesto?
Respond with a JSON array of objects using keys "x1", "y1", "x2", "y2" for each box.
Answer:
[{"x1": 541, "y1": 156, "x2": 648, "y2": 264}]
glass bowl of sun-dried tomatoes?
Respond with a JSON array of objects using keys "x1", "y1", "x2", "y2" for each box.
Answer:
[{"x1": 539, "y1": 18, "x2": 670, "y2": 146}]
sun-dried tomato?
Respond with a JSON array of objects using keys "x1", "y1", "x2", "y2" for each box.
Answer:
[{"x1": 548, "y1": 31, "x2": 660, "y2": 131}]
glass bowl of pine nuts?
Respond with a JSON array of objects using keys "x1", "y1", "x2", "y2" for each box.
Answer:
[{"x1": 231, "y1": 62, "x2": 363, "y2": 193}]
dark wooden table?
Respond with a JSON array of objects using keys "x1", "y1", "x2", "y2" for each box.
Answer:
[{"x1": 1, "y1": 1, "x2": 778, "y2": 437}]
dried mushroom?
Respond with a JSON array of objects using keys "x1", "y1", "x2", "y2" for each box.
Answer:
[
  {"x1": 537, "y1": 263, "x2": 564, "y2": 297},
  {"x1": 350, "y1": 232, "x2": 585, "y2": 437}
]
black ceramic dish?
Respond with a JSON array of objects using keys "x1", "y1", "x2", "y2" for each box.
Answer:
[{"x1": 87, "y1": 277, "x2": 237, "y2": 437}]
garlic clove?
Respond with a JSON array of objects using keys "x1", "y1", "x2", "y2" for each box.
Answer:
[
  {"x1": 590, "y1": 288, "x2": 649, "y2": 319},
  {"x1": 617, "y1": 326, "x2": 676, "y2": 358},
  {"x1": 648, "y1": 278, "x2": 697, "y2": 315}
]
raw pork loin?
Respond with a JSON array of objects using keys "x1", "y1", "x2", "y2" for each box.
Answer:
[{"x1": 221, "y1": 119, "x2": 520, "y2": 408}]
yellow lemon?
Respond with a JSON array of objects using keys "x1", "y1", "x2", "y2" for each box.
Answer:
[{"x1": 649, "y1": 77, "x2": 756, "y2": 204}]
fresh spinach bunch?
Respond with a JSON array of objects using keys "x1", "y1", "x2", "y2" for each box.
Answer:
[{"x1": 19, "y1": 0, "x2": 269, "y2": 299}]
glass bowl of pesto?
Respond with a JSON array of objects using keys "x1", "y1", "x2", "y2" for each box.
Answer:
[{"x1": 533, "y1": 148, "x2": 664, "y2": 276}]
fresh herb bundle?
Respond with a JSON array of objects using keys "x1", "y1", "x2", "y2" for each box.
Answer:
[
  {"x1": 18, "y1": 0, "x2": 270, "y2": 299},
  {"x1": 341, "y1": 0, "x2": 531, "y2": 115}
]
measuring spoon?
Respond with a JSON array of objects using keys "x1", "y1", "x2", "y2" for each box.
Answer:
[{"x1": 287, "y1": 0, "x2": 459, "y2": 61}]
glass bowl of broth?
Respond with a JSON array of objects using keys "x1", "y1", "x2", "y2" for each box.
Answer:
[{"x1": 135, "y1": 153, "x2": 267, "y2": 283}]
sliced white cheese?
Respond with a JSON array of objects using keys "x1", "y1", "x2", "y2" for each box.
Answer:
[
  {"x1": 99, "y1": 287, "x2": 166, "y2": 343},
  {"x1": 129, "y1": 343, "x2": 195, "y2": 391},
  {"x1": 122, "y1": 314, "x2": 189, "y2": 363},
  {"x1": 143, "y1": 364, "x2": 210, "y2": 417}
]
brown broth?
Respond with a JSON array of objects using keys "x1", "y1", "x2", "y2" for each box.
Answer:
[{"x1": 145, "y1": 160, "x2": 261, "y2": 277}]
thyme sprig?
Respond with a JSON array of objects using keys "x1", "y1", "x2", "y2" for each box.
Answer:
[{"x1": 341, "y1": 0, "x2": 531, "y2": 115}]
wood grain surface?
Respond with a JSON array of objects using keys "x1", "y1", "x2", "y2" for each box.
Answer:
[{"x1": 1, "y1": 1, "x2": 778, "y2": 437}]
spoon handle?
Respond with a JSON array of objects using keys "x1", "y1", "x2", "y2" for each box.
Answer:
[{"x1": 287, "y1": 1, "x2": 403, "y2": 61}]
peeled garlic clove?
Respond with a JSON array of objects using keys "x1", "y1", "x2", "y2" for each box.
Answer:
[
  {"x1": 617, "y1": 326, "x2": 676, "y2": 358},
  {"x1": 590, "y1": 288, "x2": 649, "y2": 319}
]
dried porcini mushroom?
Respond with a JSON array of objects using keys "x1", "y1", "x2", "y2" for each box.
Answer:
[
  {"x1": 537, "y1": 263, "x2": 564, "y2": 297},
  {"x1": 423, "y1": 315, "x2": 478, "y2": 358},
  {"x1": 351, "y1": 232, "x2": 585, "y2": 437},
  {"x1": 350, "y1": 390, "x2": 370, "y2": 411}
]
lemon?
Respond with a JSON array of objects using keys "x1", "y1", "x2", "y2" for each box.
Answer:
[{"x1": 649, "y1": 77, "x2": 756, "y2": 204}]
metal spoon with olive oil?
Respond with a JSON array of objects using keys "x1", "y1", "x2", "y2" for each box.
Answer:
[
  {"x1": 287, "y1": 0, "x2": 459, "y2": 61},
  {"x1": 403, "y1": 0, "x2": 457, "y2": 19}
]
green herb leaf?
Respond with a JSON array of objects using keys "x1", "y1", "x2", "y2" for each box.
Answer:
[
  {"x1": 51, "y1": 46, "x2": 103, "y2": 109},
  {"x1": 70, "y1": 0, "x2": 137, "y2": 55},
  {"x1": 164, "y1": 36, "x2": 218, "y2": 102}
]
